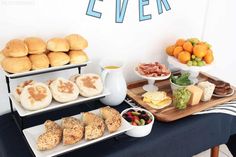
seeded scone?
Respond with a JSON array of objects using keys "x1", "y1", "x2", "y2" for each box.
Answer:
[
  {"x1": 100, "y1": 106, "x2": 121, "y2": 133},
  {"x1": 61, "y1": 117, "x2": 84, "y2": 145},
  {"x1": 37, "y1": 120, "x2": 62, "y2": 151},
  {"x1": 82, "y1": 112, "x2": 105, "y2": 140}
]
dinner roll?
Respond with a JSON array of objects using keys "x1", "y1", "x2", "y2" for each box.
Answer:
[
  {"x1": 24, "y1": 37, "x2": 46, "y2": 54},
  {"x1": 3, "y1": 39, "x2": 28, "y2": 57},
  {"x1": 47, "y1": 52, "x2": 70, "y2": 67},
  {"x1": 1, "y1": 57, "x2": 31, "y2": 73},
  {"x1": 82, "y1": 112, "x2": 105, "y2": 140},
  {"x1": 0, "y1": 51, "x2": 4, "y2": 65},
  {"x1": 49, "y1": 78, "x2": 79, "y2": 103},
  {"x1": 20, "y1": 82, "x2": 52, "y2": 111},
  {"x1": 29, "y1": 54, "x2": 49, "y2": 70},
  {"x1": 69, "y1": 50, "x2": 88, "y2": 64},
  {"x1": 13, "y1": 80, "x2": 36, "y2": 102},
  {"x1": 65, "y1": 34, "x2": 88, "y2": 50},
  {"x1": 47, "y1": 38, "x2": 69, "y2": 52},
  {"x1": 75, "y1": 74, "x2": 103, "y2": 97}
]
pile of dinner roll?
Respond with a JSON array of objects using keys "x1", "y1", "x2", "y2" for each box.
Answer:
[{"x1": 0, "y1": 34, "x2": 89, "y2": 74}]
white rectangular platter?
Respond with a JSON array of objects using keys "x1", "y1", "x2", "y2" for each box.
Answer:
[
  {"x1": 9, "y1": 89, "x2": 110, "y2": 117},
  {"x1": 23, "y1": 108, "x2": 133, "y2": 157},
  {"x1": 2, "y1": 61, "x2": 91, "y2": 79}
]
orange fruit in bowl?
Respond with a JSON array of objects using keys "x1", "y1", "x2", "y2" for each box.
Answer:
[
  {"x1": 193, "y1": 45, "x2": 208, "y2": 58},
  {"x1": 173, "y1": 46, "x2": 183, "y2": 58},
  {"x1": 166, "y1": 45, "x2": 175, "y2": 56},
  {"x1": 204, "y1": 49, "x2": 214, "y2": 64},
  {"x1": 198, "y1": 42, "x2": 209, "y2": 50},
  {"x1": 183, "y1": 41, "x2": 193, "y2": 52},
  {"x1": 175, "y1": 39, "x2": 185, "y2": 46},
  {"x1": 178, "y1": 51, "x2": 191, "y2": 64}
]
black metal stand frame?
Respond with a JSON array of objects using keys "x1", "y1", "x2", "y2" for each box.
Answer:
[{"x1": 5, "y1": 65, "x2": 84, "y2": 131}]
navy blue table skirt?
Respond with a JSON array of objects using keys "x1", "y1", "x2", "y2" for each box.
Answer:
[{"x1": 0, "y1": 101, "x2": 236, "y2": 157}]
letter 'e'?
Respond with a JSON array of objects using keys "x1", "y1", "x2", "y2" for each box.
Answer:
[
  {"x1": 116, "y1": 0, "x2": 129, "y2": 23},
  {"x1": 86, "y1": 0, "x2": 102, "y2": 18},
  {"x1": 156, "y1": 0, "x2": 171, "y2": 14},
  {"x1": 139, "y1": 0, "x2": 152, "y2": 21}
]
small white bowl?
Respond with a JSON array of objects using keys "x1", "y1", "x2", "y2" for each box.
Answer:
[
  {"x1": 170, "y1": 79, "x2": 194, "y2": 92},
  {"x1": 121, "y1": 107, "x2": 154, "y2": 138}
]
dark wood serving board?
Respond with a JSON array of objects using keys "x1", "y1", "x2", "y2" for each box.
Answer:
[{"x1": 127, "y1": 73, "x2": 236, "y2": 122}]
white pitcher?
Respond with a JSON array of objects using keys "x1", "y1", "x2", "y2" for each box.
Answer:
[{"x1": 100, "y1": 60, "x2": 127, "y2": 106}]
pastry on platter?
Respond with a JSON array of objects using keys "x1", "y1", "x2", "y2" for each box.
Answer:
[
  {"x1": 20, "y1": 82, "x2": 52, "y2": 111},
  {"x1": 69, "y1": 74, "x2": 80, "y2": 83},
  {"x1": 65, "y1": 34, "x2": 88, "y2": 50},
  {"x1": 24, "y1": 37, "x2": 46, "y2": 54},
  {"x1": 37, "y1": 120, "x2": 62, "y2": 151},
  {"x1": 1, "y1": 56, "x2": 32, "y2": 73},
  {"x1": 49, "y1": 78, "x2": 79, "y2": 103},
  {"x1": 29, "y1": 54, "x2": 49, "y2": 70},
  {"x1": 13, "y1": 80, "x2": 36, "y2": 102},
  {"x1": 47, "y1": 38, "x2": 69, "y2": 52},
  {"x1": 47, "y1": 52, "x2": 70, "y2": 67},
  {"x1": 61, "y1": 117, "x2": 84, "y2": 145},
  {"x1": 69, "y1": 50, "x2": 88, "y2": 64},
  {"x1": 82, "y1": 112, "x2": 105, "y2": 140},
  {"x1": 100, "y1": 106, "x2": 121, "y2": 133},
  {"x1": 75, "y1": 73, "x2": 103, "y2": 97},
  {"x1": 2, "y1": 39, "x2": 28, "y2": 57}
]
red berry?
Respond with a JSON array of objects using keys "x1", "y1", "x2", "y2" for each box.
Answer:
[
  {"x1": 131, "y1": 122, "x2": 138, "y2": 126},
  {"x1": 147, "y1": 119, "x2": 152, "y2": 124}
]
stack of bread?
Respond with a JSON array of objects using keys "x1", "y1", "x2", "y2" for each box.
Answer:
[
  {"x1": 13, "y1": 73, "x2": 104, "y2": 111},
  {"x1": 37, "y1": 107, "x2": 122, "y2": 151},
  {"x1": 0, "y1": 34, "x2": 89, "y2": 74}
]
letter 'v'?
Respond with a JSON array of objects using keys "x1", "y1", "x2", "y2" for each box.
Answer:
[{"x1": 116, "y1": 0, "x2": 129, "y2": 23}]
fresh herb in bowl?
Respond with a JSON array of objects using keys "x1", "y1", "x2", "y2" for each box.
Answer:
[{"x1": 170, "y1": 72, "x2": 192, "y2": 86}]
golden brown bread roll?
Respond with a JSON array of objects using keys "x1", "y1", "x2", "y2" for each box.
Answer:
[
  {"x1": 65, "y1": 34, "x2": 88, "y2": 50},
  {"x1": 47, "y1": 52, "x2": 70, "y2": 67},
  {"x1": 1, "y1": 57, "x2": 31, "y2": 73},
  {"x1": 24, "y1": 37, "x2": 46, "y2": 54},
  {"x1": 3, "y1": 39, "x2": 28, "y2": 57},
  {"x1": 47, "y1": 38, "x2": 69, "y2": 52},
  {"x1": 69, "y1": 50, "x2": 88, "y2": 64},
  {"x1": 29, "y1": 54, "x2": 49, "y2": 70}
]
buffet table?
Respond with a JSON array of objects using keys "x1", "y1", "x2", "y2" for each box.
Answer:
[{"x1": 0, "y1": 101, "x2": 236, "y2": 157}]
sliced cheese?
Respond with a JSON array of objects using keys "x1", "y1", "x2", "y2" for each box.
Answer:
[{"x1": 186, "y1": 85, "x2": 203, "y2": 106}]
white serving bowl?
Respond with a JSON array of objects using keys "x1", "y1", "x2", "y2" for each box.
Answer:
[
  {"x1": 121, "y1": 107, "x2": 154, "y2": 138},
  {"x1": 170, "y1": 79, "x2": 194, "y2": 92}
]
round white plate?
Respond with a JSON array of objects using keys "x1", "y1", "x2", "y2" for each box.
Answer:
[
  {"x1": 134, "y1": 68, "x2": 171, "y2": 92},
  {"x1": 212, "y1": 88, "x2": 235, "y2": 98},
  {"x1": 167, "y1": 56, "x2": 214, "y2": 72}
]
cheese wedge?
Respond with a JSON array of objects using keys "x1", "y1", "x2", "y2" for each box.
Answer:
[{"x1": 186, "y1": 85, "x2": 203, "y2": 106}]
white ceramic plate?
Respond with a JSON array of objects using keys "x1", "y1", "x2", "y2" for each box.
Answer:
[
  {"x1": 23, "y1": 109, "x2": 133, "y2": 157},
  {"x1": 9, "y1": 89, "x2": 110, "y2": 117},
  {"x1": 167, "y1": 56, "x2": 214, "y2": 72},
  {"x1": 134, "y1": 68, "x2": 171, "y2": 81},
  {"x1": 2, "y1": 61, "x2": 91, "y2": 78},
  {"x1": 212, "y1": 88, "x2": 235, "y2": 98}
]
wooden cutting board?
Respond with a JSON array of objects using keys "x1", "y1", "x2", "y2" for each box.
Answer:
[{"x1": 127, "y1": 73, "x2": 236, "y2": 122}]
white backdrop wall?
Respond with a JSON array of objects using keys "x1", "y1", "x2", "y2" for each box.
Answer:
[{"x1": 0, "y1": 0, "x2": 234, "y2": 115}]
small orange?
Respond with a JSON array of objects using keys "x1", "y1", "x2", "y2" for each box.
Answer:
[
  {"x1": 183, "y1": 41, "x2": 193, "y2": 52},
  {"x1": 193, "y1": 45, "x2": 208, "y2": 58},
  {"x1": 178, "y1": 51, "x2": 191, "y2": 64},
  {"x1": 204, "y1": 49, "x2": 214, "y2": 64},
  {"x1": 166, "y1": 45, "x2": 175, "y2": 56},
  {"x1": 173, "y1": 46, "x2": 183, "y2": 58},
  {"x1": 198, "y1": 42, "x2": 209, "y2": 50},
  {"x1": 175, "y1": 39, "x2": 185, "y2": 46}
]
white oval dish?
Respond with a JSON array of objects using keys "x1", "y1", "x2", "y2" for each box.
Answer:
[{"x1": 121, "y1": 107, "x2": 154, "y2": 137}]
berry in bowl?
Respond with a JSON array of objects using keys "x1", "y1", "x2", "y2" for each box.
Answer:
[{"x1": 121, "y1": 108, "x2": 154, "y2": 137}]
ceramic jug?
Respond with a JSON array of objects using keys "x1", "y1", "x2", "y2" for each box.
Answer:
[{"x1": 100, "y1": 60, "x2": 127, "y2": 106}]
